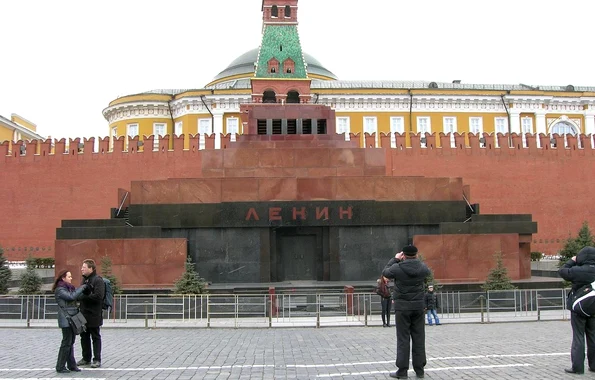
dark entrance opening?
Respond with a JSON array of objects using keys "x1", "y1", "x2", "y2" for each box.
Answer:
[
  {"x1": 263, "y1": 90, "x2": 277, "y2": 103},
  {"x1": 271, "y1": 227, "x2": 328, "y2": 282},
  {"x1": 287, "y1": 90, "x2": 300, "y2": 103}
]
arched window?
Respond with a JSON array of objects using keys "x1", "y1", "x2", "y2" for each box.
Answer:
[
  {"x1": 285, "y1": 5, "x2": 291, "y2": 17},
  {"x1": 271, "y1": 5, "x2": 278, "y2": 17},
  {"x1": 550, "y1": 120, "x2": 580, "y2": 148},
  {"x1": 287, "y1": 91, "x2": 300, "y2": 104},
  {"x1": 263, "y1": 90, "x2": 277, "y2": 103},
  {"x1": 550, "y1": 121, "x2": 578, "y2": 136}
]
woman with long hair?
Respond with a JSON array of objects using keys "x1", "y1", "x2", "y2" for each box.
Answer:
[
  {"x1": 52, "y1": 269, "x2": 87, "y2": 373},
  {"x1": 375, "y1": 275, "x2": 393, "y2": 327}
]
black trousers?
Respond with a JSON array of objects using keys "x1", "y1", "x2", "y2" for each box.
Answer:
[
  {"x1": 570, "y1": 312, "x2": 595, "y2": 373},
  {"x1": 80, "y1": 326, "x2": 102, "y2": 363},
  {"x1": 394, "y1": 309, "x2": 426, "y2": 374},
  {"x1": 56, "y1": 327, "x2": 77, "y2": 370},
  {"x1": 381, "y1": 298, "x2": 391, "y2": 325}
]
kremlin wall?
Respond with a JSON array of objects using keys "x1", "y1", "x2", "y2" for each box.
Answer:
[{"x1": 0, "y1": 130, "x2": 593, "y2": 264}]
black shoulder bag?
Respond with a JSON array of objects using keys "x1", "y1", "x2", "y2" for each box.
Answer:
[{"x1": 57, "y1": 301, "x2": 87, "y2": 335}]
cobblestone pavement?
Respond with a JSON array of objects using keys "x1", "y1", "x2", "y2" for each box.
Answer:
[{"x1": 0, "y1": 320, "x2": 591, "y2": 379}]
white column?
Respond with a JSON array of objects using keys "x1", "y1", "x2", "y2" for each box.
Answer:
[
  {"x1": 534, "y1": 111, "x2": 547, "y2": 148},
  {"x1": 213, "y1": 112, "x2": 224, "y2": 149},
  {"x1": 584, "y1": 111, "x2": 595, "y2": 135},
  {"x1": 509, "y1": 111, "x2": 521, "y2": 134},
  {"x1": 535, "y1": 111, "x2": 547, "y2": 135}
]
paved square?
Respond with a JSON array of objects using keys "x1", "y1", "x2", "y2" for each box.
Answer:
[{"x1": 0, "y1": 320, "x2": 586, "y2": 379}]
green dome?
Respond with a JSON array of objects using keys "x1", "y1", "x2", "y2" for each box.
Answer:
[{"x1": 212, "y1": 48, "x2": 337, "y2": 81}]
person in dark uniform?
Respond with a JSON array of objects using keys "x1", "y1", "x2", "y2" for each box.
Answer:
[
  {"x1": 558, "y1": 246, "x2": 595, "y2": 375},
  {"x1": 382, "y1": 245, "x2": 430, "y2": 379}
]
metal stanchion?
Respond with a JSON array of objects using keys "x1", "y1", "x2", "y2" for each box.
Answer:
[
  {"x1": 144, "y1": 301, "x2": 149, "y2": 328},
  {"x1": 537, "y1": 294, "x2": 541, "y2": 321},
  {"x1": 479, "y1": 295, "x2": 485, "y2": 323}
]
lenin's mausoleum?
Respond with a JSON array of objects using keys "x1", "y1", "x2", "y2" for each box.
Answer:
[{"x1": 1, "y1": 0, "x2": 595, "y2": 289}]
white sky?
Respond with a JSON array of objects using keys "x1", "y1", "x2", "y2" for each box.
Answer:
[{"x1": 1, "y1": 0, "x2": 593, "y2": 140}]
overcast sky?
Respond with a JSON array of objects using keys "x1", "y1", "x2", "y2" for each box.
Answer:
[{"x1": 1, "y1": 0, "x2": 593, "y2": 140}]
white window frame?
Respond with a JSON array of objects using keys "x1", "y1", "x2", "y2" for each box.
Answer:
[
  {"x1": 198, "y1": 118, "x2": 213, "y2": 150},
  {"x1": 174, "y1": 121, "x2": 183, "y2": 137},
  {"x1": 226, "y1": 117, "x2": 239, "y2": 142},
  {"x1": 443, "y1": 116, "x2": 457, "y2": 147},
  {"x1": 111, "y1": 126, "x2": 117, "y2": 151},
  {"x1": 521, "y1": 117, "x2": 533, "y2": 147},
  {"x1": 495, "y1": 117, "x2": 508, "y2": 134},
  {"x1": 126, "y1": 123, "x2": 138, "y2": 150},
  {"x1": 469, "y1": 117, "x2": 483, "y2": 135},
  {"x1": 363, "y1": 116, "x2": 378, "y2": 147},
  {"x1": 390, "y1": 116, "x2": 405, "y2": 148},
  {"x1": 494, "y1": 117, "x2": 508, "y2": 148},
  {"x1": 336, "y1": 116, "x2": 350, "y2": 141},
  {"x1": 417, "y1": 116, "x2": 431, "y2": 147},
  {"x1": 153, "y1": 123, "x2": 166, "y2": 150}
]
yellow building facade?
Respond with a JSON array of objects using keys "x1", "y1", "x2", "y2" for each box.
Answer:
[
  {"x1": 0, "y1": 114, "x2": 45, "y2": 150},
  {"x1": 102, "y1": 7, "x2": 595, "y2": 149}
]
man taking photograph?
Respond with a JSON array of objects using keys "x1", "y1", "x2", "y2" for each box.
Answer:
[{"x1": 382, "y1": 245, "x2": 430, "y2": 379}]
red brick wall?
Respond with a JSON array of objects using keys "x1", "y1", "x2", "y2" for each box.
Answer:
[{"x1": 1, "y1": 133, "x2": 594, "y2": 260}]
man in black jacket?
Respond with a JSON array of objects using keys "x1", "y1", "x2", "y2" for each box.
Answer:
[
  {"x1": 77, "y1": 259, "x2": 105, "y2": 369},
  {"x1": 559, "y1": 246, "x2": 595, "y2": 375},
  {"x1": 424, "y1": 285, "x2": 441, "y2": 326},
  {"x1": 382, "y1": 245, "x2": 430, "y2": 379}
]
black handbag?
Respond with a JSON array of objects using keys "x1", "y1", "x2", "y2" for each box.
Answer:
[
  {"x1": 68, "y1": 311, "x2": 87, "y2": 335},
  {"x1": 58, "y1": 303, "x2": 87, "y2": 335}
]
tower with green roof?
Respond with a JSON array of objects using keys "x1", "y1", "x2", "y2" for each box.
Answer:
[{"x1": 251, "y1": 0, "x2": 311, "y2": 104}]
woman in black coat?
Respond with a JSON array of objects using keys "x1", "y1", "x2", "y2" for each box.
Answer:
[{"x1": 53, "y1": 269, "x2": 86, "y2": 373}]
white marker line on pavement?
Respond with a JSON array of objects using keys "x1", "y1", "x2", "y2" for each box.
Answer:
[
  {"x1": 288, "y1": 352, "x2": 569, "y2": 368},
  {"x1": 0, "y1": 353, "x2": 567, "y2": 374},
  {"x1": 316, "y1": 363, "x2": 533, "y2": 378},
  {"x1": 0, "y1": 378, "x2": 106, "y2": 380},
  {"x1": 0, "y1": 365, "x2": 277, "y2": 372}
]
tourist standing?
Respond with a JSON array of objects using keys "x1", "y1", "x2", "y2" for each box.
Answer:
[
  {"x1": 558, "y1": 246, "x2": 595, "y2": 375},
  {"x1": 53, "y1": 270, "x2": 86, "y2": 373},
  {"x1": 376, "y1": 276, "x2": 392, "y2": 327},
  {"x1": 424, "y1": 284, "x2": 441, "y2": 326},
  {"x1": 382, "y1": 245, "x2": 430, "y2": 379},
  {"x1": 78, "y1": 259, "x2": 105, "y2": 368}
]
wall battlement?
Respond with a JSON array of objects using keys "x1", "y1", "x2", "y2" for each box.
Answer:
[
  {"x1": 1, "y1": 131, "x2": 594, "y2": 260},
  {"x1": 2, "y1": 132, "x2": 595, "y2": 164}
]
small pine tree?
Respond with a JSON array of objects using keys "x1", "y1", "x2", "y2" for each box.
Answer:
[
  {"x1": 559, "y1": 222, "x2": 595, "y2": 266},
  {"x1": 173, "y1": 256, "x2": 208, "y2": 295},
  {"x1": 0, "y1": 247, "x2": 12, "y2": 294},
  {"x1": 482, "y1": 252, "x2": 516, "y2": 291},
  {"x1": 18, "y1": 255, "x2": 42, "y2": 294},
  {"x1": 100, "y1": 256, "x2": 122, "y2": 294}
]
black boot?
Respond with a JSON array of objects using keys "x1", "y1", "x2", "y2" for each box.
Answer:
[
  {"x1": 56, "y1": 345, "x2": 69, "y2": 372},
  {"x1": 66, "y1": 345, "x2": 79, "y2": 371}
]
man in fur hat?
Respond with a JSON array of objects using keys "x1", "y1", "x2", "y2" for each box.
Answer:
[{"x1": 383, "y1": 245, "x2": 430, "y2": 379}]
